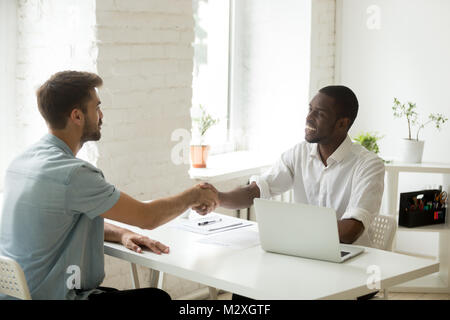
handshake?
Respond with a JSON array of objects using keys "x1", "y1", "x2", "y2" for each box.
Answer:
[{"x1": 187, "y1": 183, "x2": 220, "y2": 215}]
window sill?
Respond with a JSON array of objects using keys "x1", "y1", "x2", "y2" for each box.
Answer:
[{"x1": 188, "y1": 151, "x2": 276, "y2": 183}]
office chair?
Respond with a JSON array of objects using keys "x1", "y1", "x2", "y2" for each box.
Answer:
[
  {"x1": 0, "y1": 255, "x2": 31, "y2": 300},
  {"x1": 367, "y1": 214, "x2": 398, "y2": 299},
  {"x1": 368, "y1": 214, "x2": 397, "y2": 251}
]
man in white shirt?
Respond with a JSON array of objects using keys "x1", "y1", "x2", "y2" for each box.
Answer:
[{"x1": 195, "y1": 85, "x2": 385, "y2": 246}]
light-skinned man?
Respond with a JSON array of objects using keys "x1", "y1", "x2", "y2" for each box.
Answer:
[{"x1": 0, "y1": 71, "x2": 218, "y2": 300}]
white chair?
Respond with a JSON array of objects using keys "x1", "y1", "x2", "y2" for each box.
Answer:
[
  {"x1": 367, "y1": 214, "x2": 398, "y2": 299},
  {"x1": 368, "y1": 214, "x2": 397, "y2": 251},
  {"x1": 0, "y1": 256, "x2": 31, "y2": 300}
]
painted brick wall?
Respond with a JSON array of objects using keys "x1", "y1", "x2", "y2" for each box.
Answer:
[
  {"x1": 309, "y1": 0, "x2": 336, "y2": 98},
  {"x1": 95, "y1": 0, "x2": 195, "y2": 201},
  {"x1": 15, "y1": 0, "x2": 97, "y2": 154}
]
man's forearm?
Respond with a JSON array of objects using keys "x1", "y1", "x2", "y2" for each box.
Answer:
[
  {"x1": 218, "y1": 182, "x2": 260, "y2": 210},
  {"x1": 101, "y1": 185, "x2": 218, "y2": 230},
  {"x1": 143, "y1": 191, "x2": 193, "y2": 229},
  {"x1": 338, "y1": 219, "x2": 364, "y2": 244}
]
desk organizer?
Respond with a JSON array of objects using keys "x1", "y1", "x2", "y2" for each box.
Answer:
[{"x1": 398, "y1": 189, "x2": 446, "y2": 228}]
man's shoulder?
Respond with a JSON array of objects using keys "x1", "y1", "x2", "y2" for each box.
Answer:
[
  {"x1": 349, "y1": 143, "x2": 385, "y2": 169},
  {"x1": 7, "y1": 140, "x2": 101, "y2": 185}
]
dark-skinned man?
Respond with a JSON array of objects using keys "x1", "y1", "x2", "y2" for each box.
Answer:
[{"x1": 195, "y1": 86, "x2": 385, "y2": 299}]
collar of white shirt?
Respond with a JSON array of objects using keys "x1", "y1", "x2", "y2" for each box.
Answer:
[{"x1": 309, "y1": 135, "x2": 353, "y2": 166}]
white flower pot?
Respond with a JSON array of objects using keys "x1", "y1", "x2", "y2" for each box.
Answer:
[{"x1": 397, "y1": 139, "x2": 425, "y2": 163}]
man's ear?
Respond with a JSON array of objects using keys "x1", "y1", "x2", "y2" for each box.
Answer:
[
  {"x1": 337, "y1": 117, "x2": 351, "y2": 131},
  {"x1": 69, "y1": 108, "x2": 84, "y2": 126}
]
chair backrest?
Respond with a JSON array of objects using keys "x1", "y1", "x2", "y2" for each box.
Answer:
[
  {"x1": 0, "y1": 256, "x2": 31, "y2": 300},
  {"x1": 368, "y1": 215, "x2": 397, "y2": 251}
]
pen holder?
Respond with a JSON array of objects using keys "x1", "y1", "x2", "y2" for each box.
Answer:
[{"x1": 398, "y1": 189, "x2": 447, "y2": 228}]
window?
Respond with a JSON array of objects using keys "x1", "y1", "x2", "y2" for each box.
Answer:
[
  {"x1": 192, "y1": 0, "x2": 312, "y2": 157},
  {"x1": 192, "y1": 0, "x2": 234, "y2": 154}
]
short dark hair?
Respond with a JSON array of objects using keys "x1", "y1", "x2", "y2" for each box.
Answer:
[
  {"x1": 319, "y1": 85, "x2": 359, "y2": 128},
  {"x1": 36, "y1": 71, "x2": 103, "y2": 129}
]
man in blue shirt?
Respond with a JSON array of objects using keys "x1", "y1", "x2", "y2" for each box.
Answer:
[{"x1": 0, "y1": 71, "x2": 218, "y2": 300}]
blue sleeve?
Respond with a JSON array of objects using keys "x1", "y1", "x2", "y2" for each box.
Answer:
[{"x1": 66, "y1": 165, "x2": 121, "y2": 219}]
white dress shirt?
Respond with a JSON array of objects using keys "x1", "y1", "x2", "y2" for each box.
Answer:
[{"x1": 250, "y1": 135, "x2": 385, "y2": 246}]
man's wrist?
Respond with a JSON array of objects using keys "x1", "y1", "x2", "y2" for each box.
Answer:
[
  {"x1": 104, "y1": 222, "x2": 129, "y2": 244},
  {"x1": 218, "y1": 191, "x2": 225, "y2": 206},
  {"x1": 181, "y1": 187, "x2": 197, "y2": 208}
]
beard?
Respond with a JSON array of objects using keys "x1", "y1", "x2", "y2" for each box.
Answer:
[
  {"x1": 304, "y1": 119, "x2": 339, "y2": 144},
  {"x1": 81, "y1": 115, "x2": 102, "y2": 144}
]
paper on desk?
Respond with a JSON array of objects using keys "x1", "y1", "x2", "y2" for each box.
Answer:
[
  {"x1": 198, "y1": 229, "x2": 260, "y2": 249},
  {"x1": 170, "y1": 213, "x2": 252, "y2": 235}
]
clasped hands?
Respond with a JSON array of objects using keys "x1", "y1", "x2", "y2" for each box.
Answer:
[
  {"x1": 120, "y1": 183, "x2": 220, "y2": 255},
  {"x1": 190, "y1": 182, "x2": 220, "y2": 215}
]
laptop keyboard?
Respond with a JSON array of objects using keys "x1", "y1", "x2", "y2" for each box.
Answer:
[{"x1": 340, "y1": 251, "x2": 350, "y2": 257}]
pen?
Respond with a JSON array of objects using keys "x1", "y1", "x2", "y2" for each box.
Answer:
[{"x1": 198, "y1": 218, "x2": 222, "y2": 226}]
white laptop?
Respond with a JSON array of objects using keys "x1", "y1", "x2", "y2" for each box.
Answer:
[{"x1": 254, "y1": 198, "x2": 364, "y2": 263}]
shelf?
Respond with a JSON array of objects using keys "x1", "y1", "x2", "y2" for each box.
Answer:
[
  {"x1": 390, "y1": 273, "x2": 449, "y2": 293},
  {"x1": 385, "y1": 162, "x2": 450, "y2": 174},
  {"x1": 397, "y1": 223, "x2": 450, "y2": 233}
]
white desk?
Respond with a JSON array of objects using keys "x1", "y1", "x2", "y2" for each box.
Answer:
[{"x1": 104, "y1": 214, "x2": 439, "y2": 300}]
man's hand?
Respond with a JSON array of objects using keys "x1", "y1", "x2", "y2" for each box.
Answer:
[
  {"x1": 188, "y1": 183, "x2": 220, "y2": 215},
  {"x1": 121, "y1": 231, "x2": 170, "y2": 255},
  {"x1": 192, "y1": 183, "x2": 220, "y2": 215}
]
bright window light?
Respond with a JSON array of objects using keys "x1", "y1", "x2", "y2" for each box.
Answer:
[{"x1": 192, "y1": 0, "x2": 231, "y2": 153}]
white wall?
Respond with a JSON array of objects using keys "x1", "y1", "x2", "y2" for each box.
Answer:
[
  {"x1": 0, "y1": 0, "x2": 17, "y2": 192},
  {"x1": 309, "y1": 0, "x2": 336, "y2": 99},
  {"x1": 337, "y1": 0, "x2": 450, "y2": 257},
  {"x1": 15, "y1": 0, "x2": 98, "y2": 154}
]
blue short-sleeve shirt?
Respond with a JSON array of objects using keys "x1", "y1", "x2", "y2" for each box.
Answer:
[{"x1": 0, "y1": 134, "x2": 120, "y2": 300}]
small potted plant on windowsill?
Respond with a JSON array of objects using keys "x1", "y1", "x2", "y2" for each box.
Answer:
[
  {"x1": 392, "y1": 98, "x2": 447, "y2": 163},
  {"x1": 190, "y1": 104, "x2": 219, "y2": 168}
]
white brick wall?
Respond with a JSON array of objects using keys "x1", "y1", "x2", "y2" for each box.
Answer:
[
  {"x1": 95, "y1": 0, "x2": 195, "y2": 201},
  {"x1": 0, "y1": 0, "x2": 17, "y2": 192},
  {"x1": 309, "y1": 0, "x2": 336, "y2": 98},
  {"x1": 15, "y1": 0, "x2": 97, "y2": 154}
]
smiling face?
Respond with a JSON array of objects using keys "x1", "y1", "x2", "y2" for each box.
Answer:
[
  {"x1": 80, "y1": 89, "x2": 103, "y2": 143},
  {"x1": 305, "y1": 92, "x2": 340, "y2": 144}
]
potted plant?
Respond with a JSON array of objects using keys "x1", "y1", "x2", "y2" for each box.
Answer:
[
  {"x1": 392, "y1": 98, "x2": 447, "y2": 163},
  {"x1": 354, "y1": 132, "x2": 382, "y2": 154},
  {"x1": 190, "y1": 104, "x2": 219, "y2": 168},
  {"x1": 353, "y1": 132, "x2": 390, "y2": 163}
]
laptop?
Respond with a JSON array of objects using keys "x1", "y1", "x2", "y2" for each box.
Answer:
[{"x1": 254, "y1": 198, "x2": 364, "y2": 263}]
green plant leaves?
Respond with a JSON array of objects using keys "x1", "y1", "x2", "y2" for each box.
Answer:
[{"x1": 392, "y1": 98, "x2": 447, "y2": 140}]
